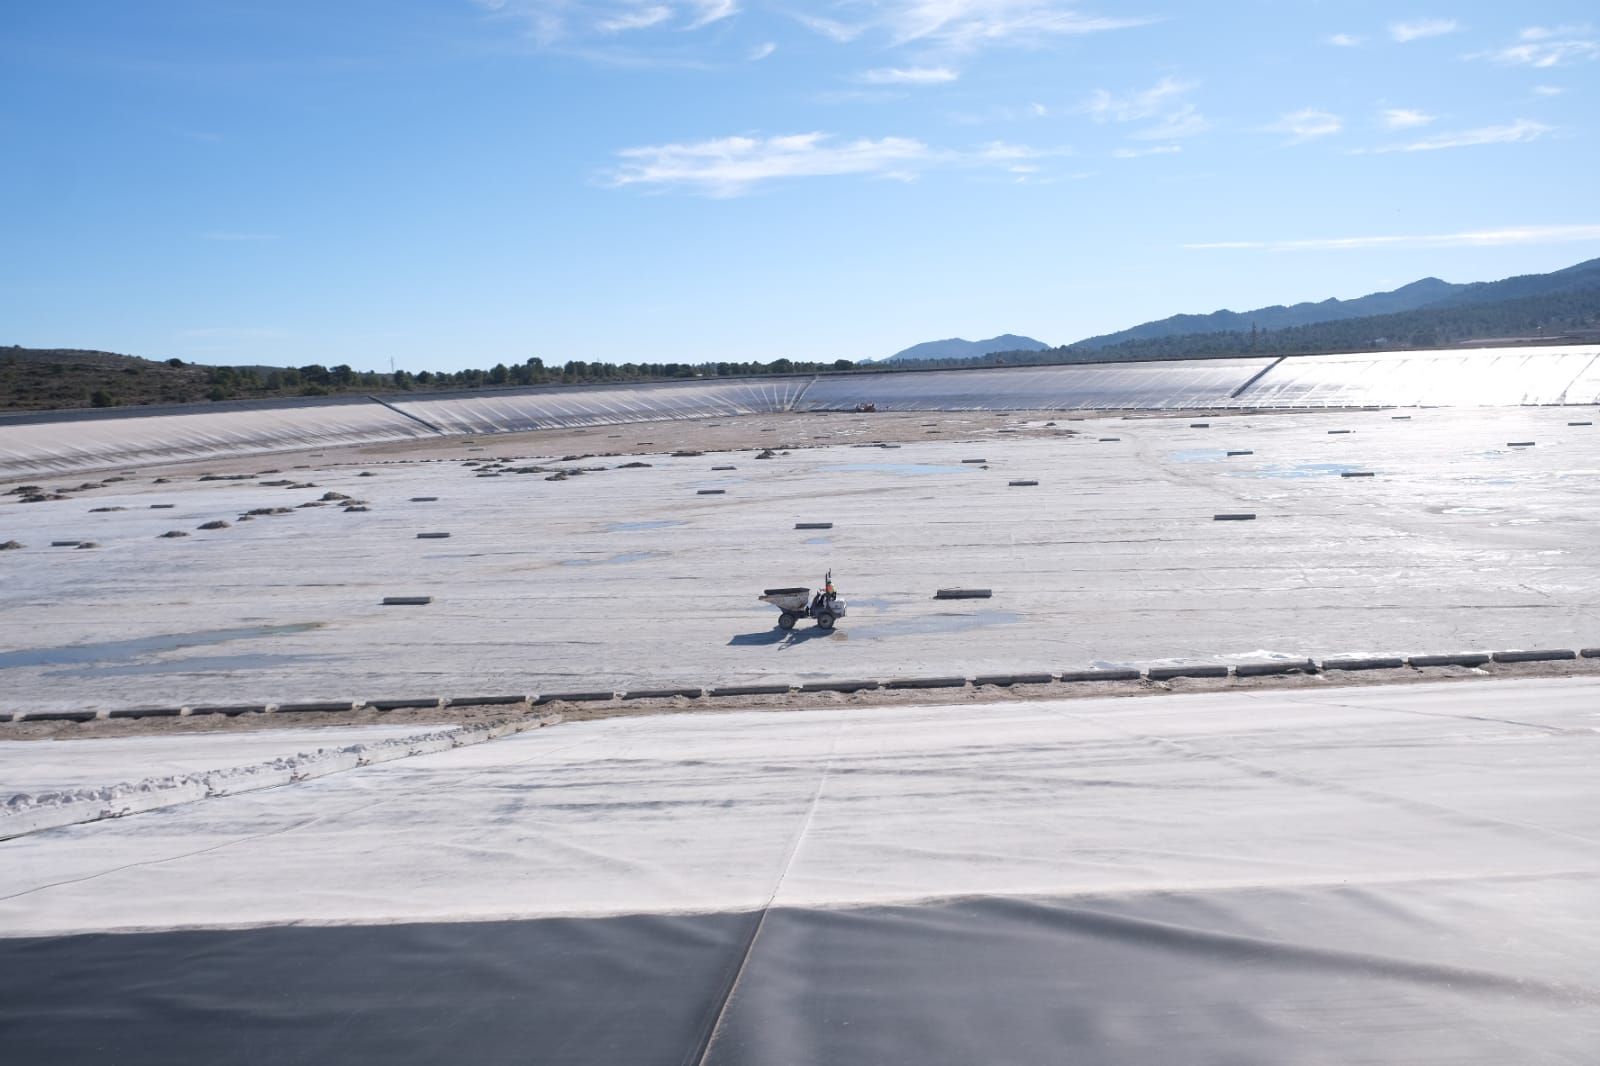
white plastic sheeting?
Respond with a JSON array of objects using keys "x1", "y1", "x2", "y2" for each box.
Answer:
[
  {"x1": 0, "y1": 725, "x2": 454, "y2": 798},
  {"x1": 0, "y1": 401, "x2": 432, "y2": 478},
  {"x1": 797, "y1": 359, "x2": 1274, "y2": 411},
  {"x1": 2, "y1": 680, "x2": 1598, "y2": 1064},
  {"x1": 4, "y1": 406, "x2": 1598, "y2": 713},
  {"x1": 390, "y1": 377, "x2": 813, "y2": 434},
  {"x1": 1235, "y1": 345, "x2": 1600, "y2": 408},
  {"x1": 5, "y1": 346, "x2": 1600, "y2": 479}
]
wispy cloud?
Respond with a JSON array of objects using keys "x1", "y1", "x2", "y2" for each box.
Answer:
[
  {"x1": 1086, "y1": 76, "x2": 1210, "y2": 141},
  {"x1": 1326, "y1": 32, "x2": 1362, "y2": 47},
  {"x1": 1263, "y1": 108, "x2": 1342, "y2": 144},
  {"x1": 1364, "y1": 118, "x2": 1550, "y2": 153},
  {"x1": 475, "y1": 0, "x2": 739, "y2": 44},
  {"x1": 792, "y1": 12, "x2": 864, "y2": 42},
  {"x1": 1381, "y1": 108, "x2": 1435, "y2": 130},
  {"x1": 608, "y1": 131, "x2": 1067, "y2": 195},
  {"x1": 793, "y1": 1, "x2": 1154, "y2": 52},
  {"x1": 1113, "y1": 144, "x2": 1181, "y2": 159},
  {"x1": 859, "y1": 65, "x2": 960, "y2": 85},
  {"x1": 597, "y1": 4, "x2": 672, "y2": 32},
  {"x1": 1390, "y1": 18, "x2": 1459, "y2": 43},
  {"x1": 1185, "y1": 223, "x2": 1600, "y2": 252},
  {"x1": 684, "y1": 0, "x2": 737, "y2": 29},
  {"x1": 1533, "y1": 84, "x2": 1565, "y2": 95},
  {"x1": 748, "y1": 41, "x2": 775, "y2": 60},
  {"x1": 1472, "y1": 25, "x2": 1600, "y2": 67}
]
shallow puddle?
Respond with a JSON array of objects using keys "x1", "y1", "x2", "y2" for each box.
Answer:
[{"x1": 0, "y1": 624, "x2": 321, "y2": 670}]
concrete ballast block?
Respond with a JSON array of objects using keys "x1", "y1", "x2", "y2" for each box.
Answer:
[
  {"x1": 709, "y1": 684, "x2": 796, "y2": 697},
  {"x1": 697, "y1": 489, "x2": 726, "y2": 495},
  {"x1": 415, "y1": 533, "x2": 451, "y2": 539},
  {"x1": 382, "y1": 596, "x2": 432, "y2": 605},
  {"x1": 795, "y1": 522, "x2": 834, "y2": 530},
  {"x1": 1148, "y1": 664, "x2": 1230, "y2": 681},
  {"x1": 798, "y1": 680, "x2": 880, "y2": 693},
  {"x1": 367, "y1": 697, "x2": 447, "y2": 711},
  {"x1": 1214, "y1": 514, "x2": 1256, "y2": 521},
  {"x1": 1009, "y1": 480, "x2": 1039, "y2": 487},
  {"x1": 276, "y1": 700, "x2": 361, "y2": 714},
  {"x1": 1490, "y1": 649, "x2": 1577, "y2": 664},
  {"x1": 622, "y1": 687, "x2": 705, "y2": 700},
  {"x1": 1321, "y1": 656, "x2": 1406, "y2": 672},
  {"x1": 106, "y1": 706, "x2": 184, "y2": 719},
  {"x1": 885, "y1": 677, "x2": 969, "y2": 690},
  {"x1": 1409, "y1": 652, "x2": 1491, "y2": 668},
  {"x1": 1235, "y1": 660, "x2": 1317, "y2": 678},
  {"x1": 974, "y1": 673, "x2": 1055, "y2": 687},
  {"x1": 534, "y1": 691, "x2": 617, "y2": 704},
  {"x1": 1058, "y1": 668, "x2": 1142, "y2": 683},
  {"x1": 935, "y1": 588, "x2": 992, "y2": 599}
]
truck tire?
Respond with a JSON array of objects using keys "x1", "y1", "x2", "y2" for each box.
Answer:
[
  {"x1": 778, "y1": 612, "x2": 797, "y2": 630},
  {"x1": 816, "y1": 613, "x2": 836, "y2": 630}
]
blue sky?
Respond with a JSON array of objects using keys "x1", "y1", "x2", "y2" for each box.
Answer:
[{"x1": 2, "y1": 1, "x2": 1597, "y2": 370}]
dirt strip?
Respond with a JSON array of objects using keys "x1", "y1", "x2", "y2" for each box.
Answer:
[{"x1": 5, "y1": 657, "x2": 1596, "y2": 739}]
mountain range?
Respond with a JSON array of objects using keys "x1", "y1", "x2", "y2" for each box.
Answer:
[
  {"x1": 881, "y1": 334, "x2": 1050, "y2": 362},
  {"x1": 885, "y1": 256, "x2": 1600, "y2": 362}
]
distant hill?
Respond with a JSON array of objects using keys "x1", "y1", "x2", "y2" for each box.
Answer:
[
  {"x1": 884, "y1": 334, "x2": 1049, "y2": 362},
  {"x1": 1074, "y1": 257, "x2": 1600, "y2": 349}
]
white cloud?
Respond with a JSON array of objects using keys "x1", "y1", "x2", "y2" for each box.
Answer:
[
  {"x1": 1263, "y1": 108, "x2": 1342, "y2": 144},
  {"x1": 1086, "y1": 76, "x2": 1210, "y2": 141},
  {"x1": 1112, "y1": 144, "x2": 1180, "y2": 158},
  {"x1": 612, "y1": 133, "x2": 929, "y2": 196},
  {"x1": 1533, "y1": 84, "x2": 1565, "y2": 95},
  {"x1": 1390, "y1": 18, "x2": 1459, "y2": 43},
  {"x1": 859, "y1": 66, "x2": 961, "y2": 85},
  {"x1": 793, "y1": 1, "x2": 1153, "y2": 52},
  {"x1": 1473, "y1": 26, "x2": 1600, "y2": 67},
  {"x1": 684, "y1": 0, "x2": 737, "y2": 28},
  {"x1": 608, "y1": 132, "x2": 1070, "y2": 195},
  {"x1": 1366, "y1": 118, "x2": 1551, "y2": 153},
  {"x1": 1086, "y1": 75, "x2": 1190, "y2": 122},
  {"x1": 597, "y1": 4, "x2": 672, "y2": 32},
  {"x1": 1185, "y1": 223, "x2": 1600, "y2": 252},
  {"x1": 474, "y1": 0, "x2": 740, "y2": 44},
  {"x1": 748, "y1": 41, "x2": 776, "y2": 60},
  {"x1": 1327, "y1": 33, "x2": 1362, "y2": 47},
  {"x1": 1381, "y1": 108, "x2": 1435, "y2": 130},
  {"x1": 792, "y1": 13, "x2": 865, "y2": 42}
]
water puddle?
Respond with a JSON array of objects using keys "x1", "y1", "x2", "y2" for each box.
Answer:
[
  {"x1": 1168, "y1": 448, "x2": 1229, "y2": 463},
  {"x1": 48, "y1": 652, "x2": 323, "y2": 679},
  {"x1": 0, "y1": 623, "x2": 321, "y2": 671},
  {"x1": 1227, "y1": 462, "x2": 1361, "y2": 480}
]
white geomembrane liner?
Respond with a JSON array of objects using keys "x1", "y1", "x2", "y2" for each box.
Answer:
[
  {"x1": 1235, "y1": 345, "x2": 1600, "y2": 408},
  {"x1": 0, "y1": 724, "x2": 457, "y2": 798},
  {"x1": 3, "y1": 678, "x2": 1598, "y2": 938},
  {"x1": 391, "y1": 377, "x2": 812, "y2": 433}
]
